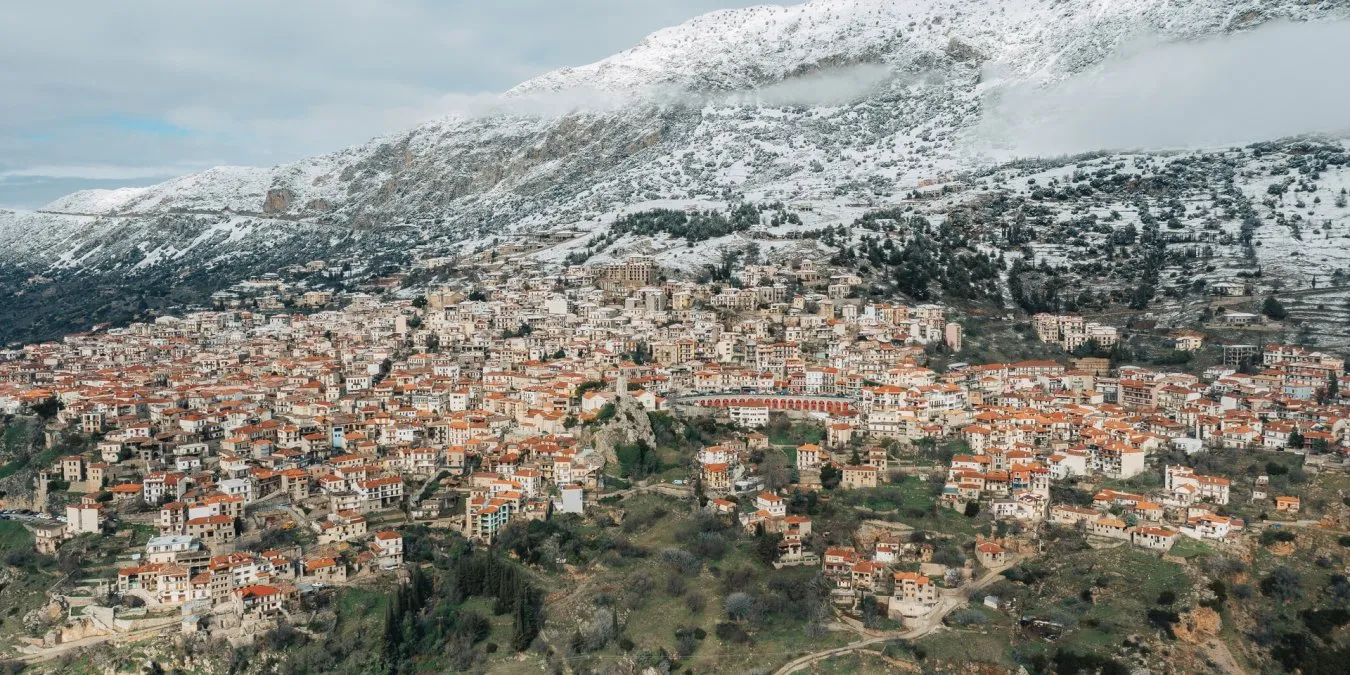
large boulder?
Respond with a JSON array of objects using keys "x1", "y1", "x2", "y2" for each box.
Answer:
[
  {"x1": 588, "y1": 394, "x2": 656, "y2": 466},
  {"x1": 262, "y1": 188, "x2": 295, "y2": 214}
]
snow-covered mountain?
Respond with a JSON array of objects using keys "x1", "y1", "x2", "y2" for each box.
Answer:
[
  {"x1": 22, "y1": 0, "x2": 1346, "y2": 223},
  {"x1": 1, "y1": 0, "x2": 1348, "y2": 343}
]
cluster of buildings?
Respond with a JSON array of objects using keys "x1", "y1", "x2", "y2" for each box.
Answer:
[
  {"x1": 701, "y1": 335, "x2": 1347, "y2": 611},
  {"x1": 1033, "y1": 313, "x2": 1119, "y2": 353},
  {"x1": 0, "y1": 253, "x2": 959, "y2": 543},
  {"x1": 818, "y1": 539, "x2": 946, "y2": 621},
  {"x1": 1, "y1": 250, "x2": 1347, "y2": 638},
  {"x1": 929, "y1": 347, "x2": 1343, "y2": 549}
]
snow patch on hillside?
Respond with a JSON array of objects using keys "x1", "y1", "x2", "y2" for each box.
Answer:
[{"x1": 42, "y1": 186, "x2": 152, "y2": 214}]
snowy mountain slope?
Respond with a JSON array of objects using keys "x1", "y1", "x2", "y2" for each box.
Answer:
[
  {"x1": 508, "y1": 0, "x2": 1337, "y2": 94},
  {"x1": 2, "y1": 0, "x2": 1349, "y2": 344},
  {"x1": 28, "y1": 0, "x2": 1346, "y2": 223}
]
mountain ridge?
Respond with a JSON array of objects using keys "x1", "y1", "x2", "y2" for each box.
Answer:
[
  {"x1": 30, "y1": 0, "x2": 1346, "y2": 221},
  {"x1": 2, "y1": 0, "x2": 1349, "y2": 345}
]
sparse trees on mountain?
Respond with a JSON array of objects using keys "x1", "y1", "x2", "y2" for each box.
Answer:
[{"x1": 609, "y1": 203, "x2": 798, "y2": 243}]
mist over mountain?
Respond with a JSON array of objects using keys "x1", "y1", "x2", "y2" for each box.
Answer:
[{"x1": 970, "y1": 19, "x2": 1350, "y2": 158}]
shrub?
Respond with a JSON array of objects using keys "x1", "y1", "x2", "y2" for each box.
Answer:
[
  {"x1": 1147, "y1": 609, "x2": 1180, "y2": 638},
  {"x1": 1204, "y1": 555, "x2": 1247, "y2": 578},
  {"x1": 1002, "y1": 564, "x2": 1047, "y2": 584},
  {"x1": 659, "y1": 548, "x2": 702, "y2": 576},
  {"x1": 947, "y1": 608, "x2": 989, "y2": 627},
  {"x1": 1262, "y1": 296, "x2": 1288, "y2": 321},
  {"x1": 675, "y1": 632, "x2": 699, "y2": 658},
  {"x1": 1261, "y1": 567, "x2": 1304, "y2": 602},
  {"x1": 932, "y1": 545, "x2": 966, "y2": 567},
  {"x1": 692, "y1": 532, "x2": 727, "y2": 560},
  {"x1": 719, "y1": 566, "x2": 757, "y2": 594},
  {"x1": 259, "y1": 623, "x2": 306, "y2": 651},
  {"x1": 457, "y1": 611, "x2": 492, "y2": 644},
  {"x1": 3, "y1": 550, "x2": 43, "y2": 569},
  {"x1": 665, "y1": 575, "x2": 687, "y2": 597},
  {"x1": 1259, "y1": 529, "x2": 1296, "y2": 546},
  {"x1": 714, "y1": 622, "x2": 750, "y2": 644},
  {"x1": 684, "y1": 593, "x2": 706, "y2": 614},
  {"x1": 1200, "y1": 580, "x2": 1227, "y2": 610},
  {"x1": 725, "y1": 592, "x2": 753, "y2": 620},
  {"x1": 674, "y1": 626, "x2": 705, "y2": 658},
  {"x1": 628, "y1": 573, "x2": 654, "y2": 608},
  {"x1": 1301, "y1": 608, "x2": 1350, "y2": 639},
  {"x1": 586, "y1": 609, "x2": 617, "y2": 650},
  {"x1": 882, "y1": 640, "x2": 924, "y2": 661}
]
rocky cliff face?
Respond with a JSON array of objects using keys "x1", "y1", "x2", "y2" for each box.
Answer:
[
  {"x1": 263, "y1": 188, "x2": 295, "y2": 215},
  {"x1": 587, "y1": 395, "x2": 657, "y2": 468},
  {"x1": 0, "y1": 416, "x2": 45, "y2": 510}
]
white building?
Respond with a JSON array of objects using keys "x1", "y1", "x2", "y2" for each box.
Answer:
[
  {"x1": 728, "y1": 404, "x2": 770, "y2": 428},
  {"x1": 556, "y1": 484, "x2": 585, "y2": 514},
  {"x1": 66, "y1": 503, "x2": 102, "y2": 535}
]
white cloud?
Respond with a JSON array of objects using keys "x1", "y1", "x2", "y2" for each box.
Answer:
[
  {"x1": 0, "y1": 0, "x2": 767, "y2": 207},
  {"x1": 0, "y1": 165, "x2": 207, "y2": 181},
  {"x1": 969, "y1": 20, "x2": 1350, "y2": 158},
  {"x1": 720, "y1": 63, "x2": 894, "y2": 107}
]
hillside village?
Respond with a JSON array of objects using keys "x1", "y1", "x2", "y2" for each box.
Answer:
[
  {"x1": 1, "y1": 248, "x2": 1349, "y2": 673},
  {"x1": 8, "y1": 0, "x2": 1350, "y2": 672}
]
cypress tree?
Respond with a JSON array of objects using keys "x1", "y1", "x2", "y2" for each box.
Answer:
[
  {"x1": 512, "y1": 589, "x2": 527, "y2": 647},
  {"x1": 384, "y1": 593, "x2": 403, "y2": 669},
  {"x1": 512, "y1": 586, "x2": 541, "y2": 651},
  {"x1": 444, "y1": 569, "x2": 463, "y2": 604},
  {"x1": 483, "y1": 554, "x2": 497, "y2": 597}
]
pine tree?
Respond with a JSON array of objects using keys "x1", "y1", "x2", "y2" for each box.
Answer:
[{"x1": 1289, "y1": 429, "x2": 1305, "y2": 449}]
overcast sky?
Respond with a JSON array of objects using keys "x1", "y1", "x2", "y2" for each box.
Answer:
[{"x1": 0, "y1": 0, "x2": 766, "y2": 208}]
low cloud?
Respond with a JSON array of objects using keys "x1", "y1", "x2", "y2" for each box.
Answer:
[
  {"x1": 968, "y1": 20, "x2": 1350, "y2": 158},
  {"x1": 0, "y1": 164, "x2": 204, "y2": 181},
  {"x1": 719, "y1": 63, "x2": 894, "y2": 107},
  {"x1": 455, "y1": 63, "x2": 897, "y2": 119}
]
